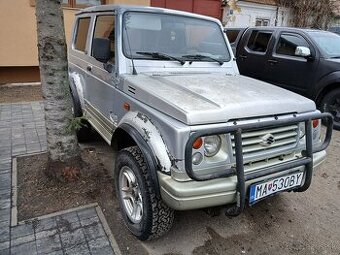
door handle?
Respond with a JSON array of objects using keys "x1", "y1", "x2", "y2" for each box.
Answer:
[
  {"x1": 239, "y1": 55, "x2": 247, "y2": 60},
  {"x1": 268, "y1": 59, "x2": 278, "y2": 65},
  {"x1": 86, "y1": 65, "x2": 92, "y2": 72}
]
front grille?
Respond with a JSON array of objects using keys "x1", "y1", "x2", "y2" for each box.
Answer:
[{"x1": 231, "y1": 124, "x2": 299, "y2": 159}]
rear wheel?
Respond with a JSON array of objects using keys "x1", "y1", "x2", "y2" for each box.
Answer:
[
  {"x1": 320, "y1": 88, "x2": 340, "y2": 131},
  {"x1": 115, "y1": 146, "x2": 174, "y2": 240}
]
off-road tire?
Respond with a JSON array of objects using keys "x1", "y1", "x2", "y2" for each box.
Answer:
[
  {"x1": 115, "y1": 146, "x2": 174, "y2": 240},
  {"x1": 320, "y1": 88, "x2": 340, "y2": 131}
]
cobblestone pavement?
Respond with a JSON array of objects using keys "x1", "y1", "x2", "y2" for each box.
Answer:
[{"x1": 0, "y1": 102, "x2": 119, "y2": 255}]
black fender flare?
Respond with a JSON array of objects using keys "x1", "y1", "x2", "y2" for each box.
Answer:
[
  {"x1": 314, "y1": 71, "x2": 340, "y2": 103},
  {"x1": 118, "y1": 123, "x2": 161, "y2": 197},
  {"x1": 69, "y1": 77, "x2": 83, "y2": 117}
]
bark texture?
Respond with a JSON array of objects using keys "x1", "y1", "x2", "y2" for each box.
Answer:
[{"x1": 35, "y1": 0, "x2": 81, "y2": 178}]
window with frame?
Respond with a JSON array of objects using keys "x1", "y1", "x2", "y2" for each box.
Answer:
[
  {"x1": 276, "y1": 34, "x2": 310, "y2": 57},
  {"x1": 247, "y1": 30, "x2": 273, "y2": 53},
  {"x1": 255, "y1": 18, "x2": 270, "y2": 27},
  {"x1": 92, "y1": 15, "x2": 115, "y2": 63},
  {"x1": 62, "y1": 0, "x2": 105, "y2": 8},
  {"x1": 74, "y1": 18, "x2": 91, "y2": 52}
]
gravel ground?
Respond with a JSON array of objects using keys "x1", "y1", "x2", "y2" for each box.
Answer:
[{"x1": 84, "y1": 130, "x2": 340, "y2": 255}]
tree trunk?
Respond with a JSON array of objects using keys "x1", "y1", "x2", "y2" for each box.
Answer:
[{"x1": 35, "y1": 0, "x2": 81, "y2": 180}]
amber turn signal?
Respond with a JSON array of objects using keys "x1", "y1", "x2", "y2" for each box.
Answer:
[
  {"x1": 123, "y1": 102, "x2": 130, "y2": 111},
  {"x1": 312, "y1": 119, "x2": 320, "y2": 128},
  {"x1": 193, "y1": 137, "x2": 203, "y2": 149}
]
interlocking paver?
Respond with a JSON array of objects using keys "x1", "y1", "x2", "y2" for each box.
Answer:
[
  {"x1": 83, "y1": 223, "x2": 106, "y2": 241},
  {"x1": 11, "y1": 234, "x2": 35, "y2": 247},
  {"x1": 36, "y1": 234, "x2": 62, "y2": 254},
  {"x1": 0, "y1": 241, "x2": 10, "y2": 251},
  {"x1": 60, "y1": 228, "x2": 86, "y2": 248},
  {"x1": 35, "y1": 218, "x2": 57, "y2": 233},
  {"x1": 11, "y1": 241, "x2": 38, "y2": 255},
  {"x1": 88, "y1": 237, "x2": 114, "y2": 255},
  {"x1": 10, "y1": 223, "x2": 35, "y2": 239},
  {"x1": 64, "y1": 242, "x2": 90, "y2": 255},
  {"x1": 0, "y1": 102, "x2": 118, "y2": 255},
  {"x1": 0, "y1": 226, "x2": 10, "y2": 242}
]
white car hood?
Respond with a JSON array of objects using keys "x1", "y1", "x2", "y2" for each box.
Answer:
[{"x1": 123, "y1": 73, "x2": 316, "y2": 125}]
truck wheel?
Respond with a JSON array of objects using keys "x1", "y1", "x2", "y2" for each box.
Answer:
[
  {"x1": 320, "y1": 88, "x2": 340, "y2": 131},
  {"x1": 70, "y1": 89, "x2": 92, "y2": 142},
  {"x1": 115, "y1": 146, "x2": 174, "y2": 240}
]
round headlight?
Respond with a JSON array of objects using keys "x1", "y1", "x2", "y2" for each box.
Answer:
[{"x1": 204, "y1": 135, "x2": 222, "y2": 157}]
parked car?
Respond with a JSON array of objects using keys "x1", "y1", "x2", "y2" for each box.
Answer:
[
  {"x1": 68, "y1": 6, "x2": 333, "y2": 240},
  {"x1": 226, "y1": 27, "x2": 340, "y2": 130}
]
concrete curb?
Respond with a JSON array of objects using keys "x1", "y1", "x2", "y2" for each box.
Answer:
[
  {"x1": 11, "y1": 158, "x2": 18, "y2": 227},
  {"x1": 96, "y1": 206, "x2": 122, "y2": 255},
  {"x1": 17, "y1": 203, "x2": 99, "y2": 225}
]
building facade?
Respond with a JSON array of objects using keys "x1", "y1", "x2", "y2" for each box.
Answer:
[
  {"x1": 0, "y1": 0, "x2": 149, "y2": 84},
  {"x1": 223, "y1": 0, "x2": 292, "y2": 28}
]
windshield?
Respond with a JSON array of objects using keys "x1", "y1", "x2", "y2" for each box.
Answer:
[
  {"x1": 122, "y1": 12, "x2": 231, "y2": 63},
  {"x1": 309, "y1": 31, "x2": 340, "y2": 58}
]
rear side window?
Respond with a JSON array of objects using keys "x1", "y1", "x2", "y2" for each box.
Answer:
[
  {"x1": 276, "y1": 34, "x2": 309, "y2": 57},
  {"x1": 247, "y1": 30, "x2": 272, "y2": 53},
  {"x1": 74, "y1": 18, "x2": 90, "y2": 52}
]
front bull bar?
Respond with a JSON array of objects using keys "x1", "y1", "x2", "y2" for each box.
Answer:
[{"x1": 184, "y1": 112, "x2": 333, "y2": 217}]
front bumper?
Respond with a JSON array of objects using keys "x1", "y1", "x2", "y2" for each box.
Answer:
[{"x1": 159, "y1": 150, "x2": 326, "y2": 210}]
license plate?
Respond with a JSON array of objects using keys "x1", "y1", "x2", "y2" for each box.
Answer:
[{"x1": 249, "y1": 172, "x2": 304, "y2": 204}]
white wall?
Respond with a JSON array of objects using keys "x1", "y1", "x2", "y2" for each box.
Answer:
[{"x1": 223, "y1": 1, "x2": 292, "y2": 28}]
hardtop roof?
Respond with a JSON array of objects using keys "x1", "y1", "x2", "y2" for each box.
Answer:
[{"x1": 75, "y1": 4, "x2": 220, "y2": 23}]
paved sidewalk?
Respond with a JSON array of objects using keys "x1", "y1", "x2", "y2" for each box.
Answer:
[{"x1": 0, "y1": 102, "x2": 119, "y2": 255}]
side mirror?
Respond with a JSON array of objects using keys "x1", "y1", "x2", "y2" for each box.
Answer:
[
  {"x1": 295, "y1": 46, "x2": 311, "y2": 58},
  {"x1": 92, "y1": 38, "x2": 111, "y2": 63}
]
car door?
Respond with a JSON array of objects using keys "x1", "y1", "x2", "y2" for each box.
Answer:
[
  {"x1": 264, "y1": 32, "x2": 319, "y2": 97},
  {"x1": 85, "y1": 13, "x2": 118, "y2": 128},
  {"x1": 237, "y1": 29, "x2": 274, "y2": 80}
]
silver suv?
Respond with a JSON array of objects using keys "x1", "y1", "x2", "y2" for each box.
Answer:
[{"x1": 68, "y1": 5, "x2": 333, "y2": 240}]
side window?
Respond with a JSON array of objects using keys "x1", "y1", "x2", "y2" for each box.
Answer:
[
  {"x1": 92, "y1": 15, "x2": 115, "y2": 63},
  {"x1": 247, "y1": 30, "x2": 273, "y2": 53},
  {"x1": 276, "y1": 34, "x2": 310, "y2": 57},
  {"x1": 74, "y1": 18, "x2": 91, "y2": 52}
]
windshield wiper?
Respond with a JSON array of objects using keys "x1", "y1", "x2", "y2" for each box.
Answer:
[
  {"x1": 136, "y1": 51, "x2": 185, "y2": 65},
  {"x1": 330, "y1": 56, "x2": 340, "y2": 59},
  {"x1": 182, "y1": 54, "x2": 224, "y2": 65}
]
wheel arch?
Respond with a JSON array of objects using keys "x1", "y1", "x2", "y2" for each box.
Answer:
[
  {"x1": 69, "y1": 72, "x2": 85, "y2": 115},
  {"x1": 316, "y1": 82, "x2": 340, "y2": 106},
  {"x1": 111, "y1": 122, "x2": 165, "y2": 198}
]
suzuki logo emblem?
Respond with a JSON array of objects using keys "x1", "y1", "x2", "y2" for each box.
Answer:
[{"x1": 260, "y1": 133, "x2": 275, "y2": 147}]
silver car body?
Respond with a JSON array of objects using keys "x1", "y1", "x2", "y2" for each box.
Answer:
[{"x1": 68, "y1": 5, "x2": 328, "y2": 210}]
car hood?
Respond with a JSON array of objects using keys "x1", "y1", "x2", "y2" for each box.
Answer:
[{"x1": 123, "y1": 73, "x2": 316, "y2": 125}]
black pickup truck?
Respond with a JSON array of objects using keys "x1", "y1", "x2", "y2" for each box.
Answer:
[{"x1": 226, "y1": 27, "x2": 340, "y2": 130}]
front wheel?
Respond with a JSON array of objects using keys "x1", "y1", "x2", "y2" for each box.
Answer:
[
  {"x1": 320, "y1": 88, "x2": 340, "y2": 131},
  {"x1": 115, "y1": 146, "x2": 174, "y2": 240}
]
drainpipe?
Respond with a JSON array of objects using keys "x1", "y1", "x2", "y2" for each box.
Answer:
[{"x1": 275, "y1": 5, "x2": 279, "y2": 26}]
